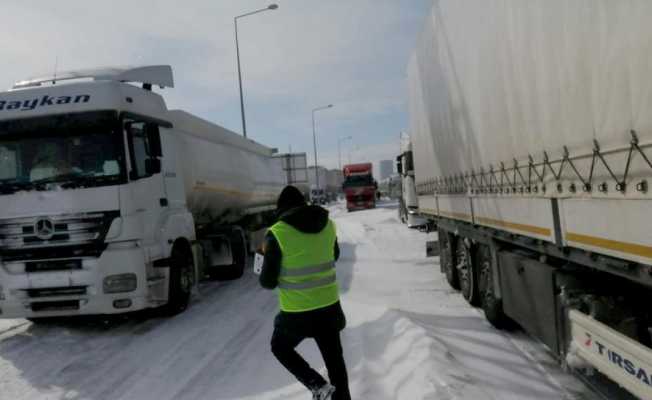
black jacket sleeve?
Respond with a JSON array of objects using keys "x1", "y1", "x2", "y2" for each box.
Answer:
[
  {"x1": 259, "y1": 233, "x2": 341, "y2": 290},
  {"x1": 259, "y1": 232, "x2": 282, "y2": 289}
]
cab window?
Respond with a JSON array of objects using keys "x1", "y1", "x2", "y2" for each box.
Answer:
[{"x1": 126, "y1": 121, "x2": 161, "y2": 180}]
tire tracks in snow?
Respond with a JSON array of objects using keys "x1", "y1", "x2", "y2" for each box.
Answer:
[{"x1": 0, "y1": 271, "x2": 274, "y2": 400}]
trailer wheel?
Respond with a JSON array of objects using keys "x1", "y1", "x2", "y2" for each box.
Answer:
[
  {"x1": 162, "y1": 243, "x2": 194, "y2": 316},
  {"x1": 439, "y1": 229, "x2": 460, "y2": 290},
  {"x1": 477, "y1": 244, "x2": 508, "y2": 329},
  {"x1": 457, "y1": 238, "x2": 480, "y2": 306}
]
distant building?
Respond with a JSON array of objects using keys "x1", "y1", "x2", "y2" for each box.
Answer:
[
  {"x1": 275, "y1": 152, "x2": 308, "y2": 185},
  {"x1": 307, "y1": 166, "x2": 329, "y2": 189},
  {"x1": 325, "y1": 169, "x2": 344, "y2": 191},
  {"x1": 379, "y1": 160, "x2": 393, "y2": 181},
  {"x1": 308, "y1": 166, "x2": 344, "y2": 194}
]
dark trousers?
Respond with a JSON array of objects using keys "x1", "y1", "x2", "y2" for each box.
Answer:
[{"x1": 271, "y1": 328, "x2": 351, "y2": 400}]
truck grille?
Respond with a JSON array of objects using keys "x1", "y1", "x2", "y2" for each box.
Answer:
[
  {"x1": 25, "y1": 259, "x2": 82, "y2": 272},
  {"x1": 31, "y1": 300, "x2": 80, "y2": 312},
  {"x1": 0, "y1": 212, "x2": 113, "y2": 250},
  {"x1": 26, "y1": 286, "x2": 87, "y2": 298}
]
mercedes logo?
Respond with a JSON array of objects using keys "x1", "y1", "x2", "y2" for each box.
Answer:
[{"x1": 34, "y1": 218, "x2": 55, "y2": 240}]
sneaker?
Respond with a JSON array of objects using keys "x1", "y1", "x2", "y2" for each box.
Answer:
[{"x1": 312, "y1": 383, "x2": 336, "y2": 400}]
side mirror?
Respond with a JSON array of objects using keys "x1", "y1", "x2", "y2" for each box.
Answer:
[
  {"x1": 145, "y1": 158, "x2": 161, "y2": 175},
  {"x1": 396, "y1": 160, "x2": 403, "y2": 175}
]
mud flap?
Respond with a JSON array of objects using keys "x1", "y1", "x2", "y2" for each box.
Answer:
[
  {"x1": 426, "y1": 241, "x2": 440, "y2": 257},
  {"x1": 191, "y1": 242, "x2": 203, "y2": 295}
]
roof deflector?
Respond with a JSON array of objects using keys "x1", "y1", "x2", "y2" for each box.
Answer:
[{"x1": 12, "y1": 65, "x2": 175, "y2": 90}]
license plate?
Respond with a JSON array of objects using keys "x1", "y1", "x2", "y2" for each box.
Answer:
[{"x1": 28, "y1": 272, "x2": 70, "y2": 288}]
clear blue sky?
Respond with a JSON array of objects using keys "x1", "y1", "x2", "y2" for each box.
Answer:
[{"x1": 1, "y1": 0, "x2": 432, "y2": 173}]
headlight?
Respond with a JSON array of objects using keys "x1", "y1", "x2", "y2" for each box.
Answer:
[{"x1": 103, "y1": 273, "x2": 137, "y2": 294}]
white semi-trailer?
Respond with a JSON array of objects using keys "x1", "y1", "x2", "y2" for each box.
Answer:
[
  {"x1": 409, "y1": 1, "x2": 652, "y2": 399},
  {"x1": 396, "y1": 134, "x2": 426, "y2": 228},
  {"x1": 0, "y1": 66, "x2": 284, "y2": 318}
]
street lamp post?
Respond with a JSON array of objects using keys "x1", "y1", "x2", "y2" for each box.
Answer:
[
  {"x1": 234, "y1": 4, "x2": 278, "y2": 138},
  {"x1": 338, "y1": 135, "x2": 352, "y2": 171},
  {"x1": 348, "y1": 145, "x2": 360, "y2": 164},
  {"x1": 312, "y1": 104, "x2": 334, "y2": 189}
]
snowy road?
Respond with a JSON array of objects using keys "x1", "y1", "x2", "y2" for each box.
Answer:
[{"x1": 0, "y1": 202, "x2": 600, "y2": 400}]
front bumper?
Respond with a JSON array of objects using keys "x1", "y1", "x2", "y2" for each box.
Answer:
[{"x1": 0, "y1": 245, "x2": 154, "y2": 318}]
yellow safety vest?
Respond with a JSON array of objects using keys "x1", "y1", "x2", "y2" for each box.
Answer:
[{"x1": 269, "y1": 219, "x2": 339, "y2": 312}]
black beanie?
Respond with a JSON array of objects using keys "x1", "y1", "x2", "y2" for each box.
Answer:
[{"x1": 277, "y1": 185, "x2": 306, "y2": 214}]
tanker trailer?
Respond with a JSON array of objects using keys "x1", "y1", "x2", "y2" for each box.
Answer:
[
  {"x1": 409, "y1": 2, "x2": 652, "y2": 398},
  {"x1": 0, "y1": 65, "x2": 284, "y2": 319},
  {"x1": 167, "y1": 109, "x2": 285, "y2": 280}
]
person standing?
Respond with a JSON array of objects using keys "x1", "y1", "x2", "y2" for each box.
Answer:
[{"x1": 259, "y1": 185, "x2": 351, "y2": 400}]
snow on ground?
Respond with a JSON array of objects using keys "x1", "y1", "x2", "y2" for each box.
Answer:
[
  {"x1": 0, "y1": 319, "x2": 27, "y2": 335},
  {"x1": 0, "y1": 201, "x2": 601, "y2": 400}
]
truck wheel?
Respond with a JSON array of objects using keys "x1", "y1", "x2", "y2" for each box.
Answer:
[
  {"x1": 477, "y1": 244, "x2": 508, "y2": 329},
  {"x1": 439, "y1": 229, "x2": 460, "y2": 290},
  {"x1": 162, "y1": 244, "x2": 194, "y2": 316},
  {"x1": 227, "y1": 227, "x2": 247, "y2": 279},
  {"x1": 457, "y1": 238, "x2": 480, "y2": 306}
]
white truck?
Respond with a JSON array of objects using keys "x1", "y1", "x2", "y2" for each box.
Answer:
[
  {"x1": 409, "y1": 1, "x2": 652, "y2": 399},
  {"x1": 0, "y1": 66, "x2": 285, "y2": 319},
  {"x1": 396, "y1": 135, "x2": 426, "y2": 228},
  {"x1": 309, "y1": 186, "x2": 327, "y2": 206}
]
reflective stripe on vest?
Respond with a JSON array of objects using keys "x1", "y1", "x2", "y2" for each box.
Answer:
[
  {"x1": 279, "y1": 261, "x2": 335, "y2": 277},
  {"x1": 269, "y1": 219, "x2": 339, "y2": 312},
  {"x1": 277, "y1": 274, "x2": 337, "y2": 290}
]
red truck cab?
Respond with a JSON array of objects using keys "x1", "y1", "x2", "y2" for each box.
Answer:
[{"x1": 342, "y1": 163, "x2": 377, "y2": 211}]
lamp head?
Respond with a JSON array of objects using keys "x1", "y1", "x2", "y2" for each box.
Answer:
[{"x1": 268, "y1": 4, "x2": 279, "y2": 10}]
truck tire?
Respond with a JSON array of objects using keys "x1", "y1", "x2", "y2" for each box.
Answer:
[
  {"x1": 162, "y1": 243, "x2": 194, "y2": 316},
  {"x1": 457, "y1": 238, "x2": 480, "y2": 306},
  {"x1": 439, "y1": 228, "x2": 460, "y2": 290},
  {"x1": 476, "y1": 244, "x2": 508, "y2": 329},
  {"x1": 226, "y1": 227, "x2": 247, "y2": 280}
]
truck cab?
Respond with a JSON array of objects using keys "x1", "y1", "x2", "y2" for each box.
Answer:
[
  {"x1": 0, "y1": 66, "x2": 196, "y2": 319},
  {"x1": 342, "y1": 163, "x2": 377, "y2": 211},
  {"x1": 396, "y1": 136, "x2": 426, "y2": 228},
  {"x1": 309, "y1": 187, "x2": 327, "y2": 205}
]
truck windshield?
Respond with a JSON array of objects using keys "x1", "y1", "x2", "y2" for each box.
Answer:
[
  {"x1": 343, "y1": 175, "x2": 373, "y2": 188},
  {"x1": 0, "y1": 111, "x2": 125, "y2": 194}
]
